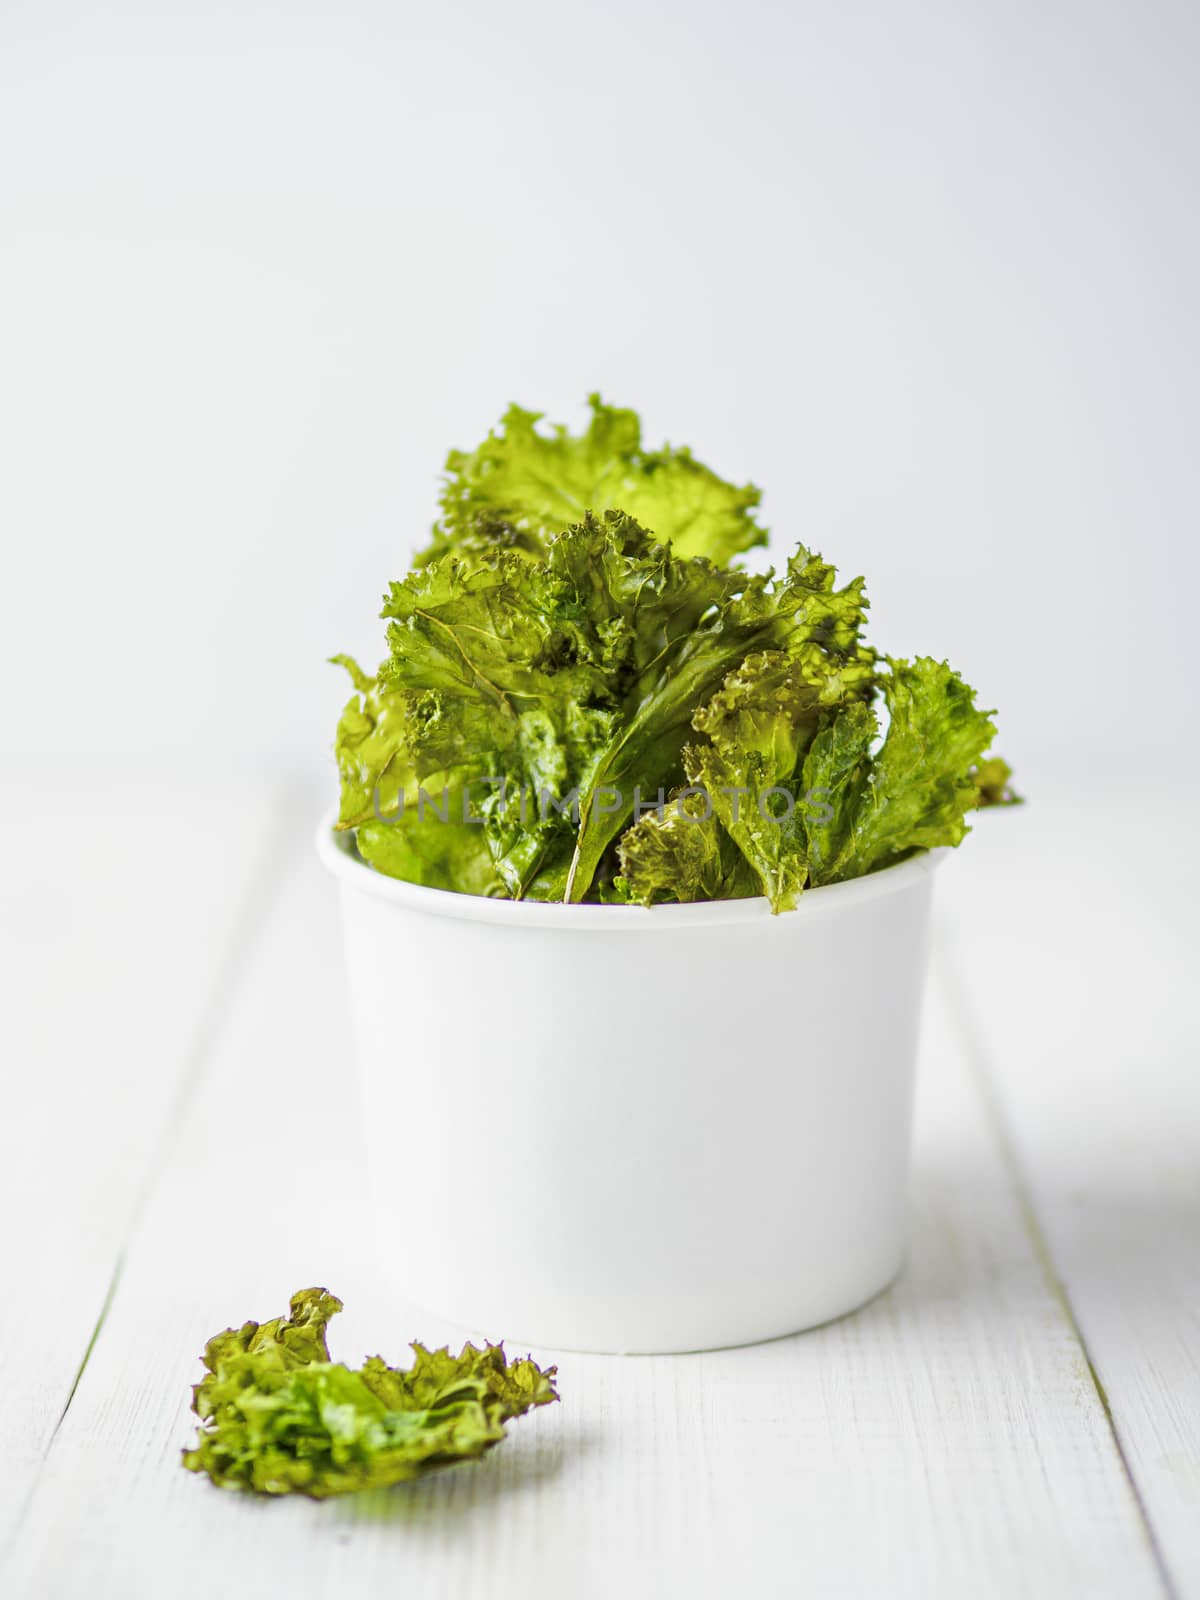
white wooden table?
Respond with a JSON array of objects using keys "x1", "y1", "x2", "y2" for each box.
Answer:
[{"x1": 2, "y1": 774, "x2": 1196, "y2": 1599}]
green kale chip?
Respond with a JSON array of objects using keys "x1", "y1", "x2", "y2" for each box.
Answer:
[
  {"x1": 182, "y1": 1289, "x2": 558, "y2": 1499},
  {"x1": 802, "y1": 657, "x2": 1000, "y2": 884},
  {"x1": 422, "y1": 394, "x2": 767, "y2": 567},
  {"x1": 615, "y1": 786, "x2": 758, "y2": 906}
]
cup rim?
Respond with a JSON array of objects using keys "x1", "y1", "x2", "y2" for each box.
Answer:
[{"x1": 315, "y1": 807, "x2": 945, "y2": 931}]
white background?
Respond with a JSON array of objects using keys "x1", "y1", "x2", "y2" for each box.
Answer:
[{"x1": 3, "y1": 0, "x2": 1197, "y2": 786}]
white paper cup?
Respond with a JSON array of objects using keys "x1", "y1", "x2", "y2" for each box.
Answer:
[{"x1": 318, "y1": 815, "x2": 941, "y2": 1354}]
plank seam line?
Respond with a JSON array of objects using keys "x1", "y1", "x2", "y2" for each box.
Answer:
[
  {"x1": 936, "y1": 942, "x2": 1180, "y2": 1600},
  {"x1": 53, "y1": 1254, "x2": 124, "y2": 1435},
  {"x1": 8, "y1": 788, "x2": 298, "y2": 1549}
]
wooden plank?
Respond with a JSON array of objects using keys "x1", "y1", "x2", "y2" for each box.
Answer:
[
  {"x1": 0, "y1": 781, "x2": 285, "y2": 1554},
  {"x1": 939, "y1": 778, "x2": 1200, "y2": 1597},
  {"x1": 5, "y1": 803, "x2": 1164, "y2": 1598}
]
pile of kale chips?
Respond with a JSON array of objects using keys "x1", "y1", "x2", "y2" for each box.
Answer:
[{"x1": 332, "y1": 398, "x2": 1016, "y2": 912}]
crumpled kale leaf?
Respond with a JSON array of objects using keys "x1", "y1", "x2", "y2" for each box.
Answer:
[
  {"x1": 182, "y1": 1289, "x2": 559, "y2": 1499},
  {"x1": 972, "y1": 754, "x2": 1022, "y2": 808},
  {"x1": 615, "y1": 786, "x2": 758, "y2": 906},
  {"x1": 421, "y1": 394, "x2": 767, "y2": 567},
  {"x1": 680, "y1": 643, "x2": 873, "y2": 912},
  {"x1": 802, "y1": 656, "x2": 1001, "y2": 885}
]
